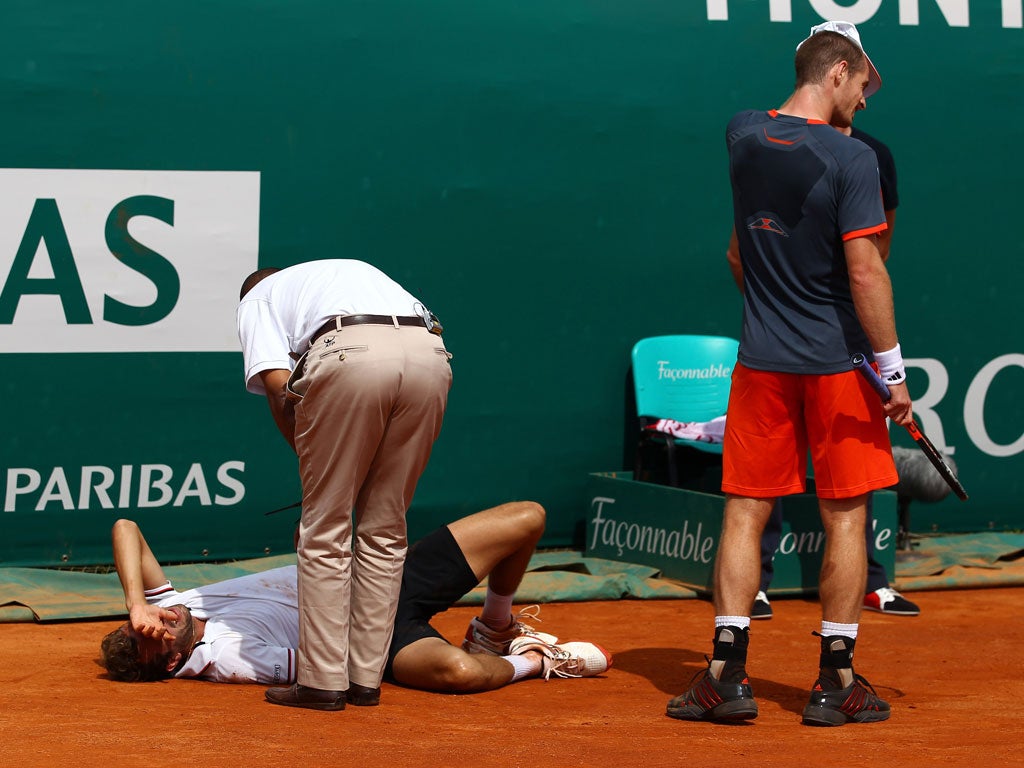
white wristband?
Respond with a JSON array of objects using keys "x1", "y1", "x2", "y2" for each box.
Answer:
[{"x1": 873, "y1": 344, "x2": 906, "y2": 386}]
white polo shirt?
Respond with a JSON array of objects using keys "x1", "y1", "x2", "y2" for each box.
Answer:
[
  {"x1": 236, "y1": 259, "x2": 428, "y2": 394},
  {"x1": 145, "y1": 566, "x2": 300, "y2": 685}
]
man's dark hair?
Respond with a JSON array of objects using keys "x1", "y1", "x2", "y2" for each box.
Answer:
[
  {"x1": 239, "y1": 267, "x2": 281, "y2": 300},
  {"x1": 794, "y1": 31, "x2": 866, "y2": 89},
  {"x1": 100, "y1": 626, "x2": 175, "y2": 683}
]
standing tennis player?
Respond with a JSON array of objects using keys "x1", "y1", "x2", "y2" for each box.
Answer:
[
  {"x1": 666, "y1": 21, "x2": 913, "y2": 726},
  {"x1": 741, "y1": 119, "x2": 921, "y2": 620}
]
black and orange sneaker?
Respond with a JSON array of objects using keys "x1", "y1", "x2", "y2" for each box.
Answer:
[
  {"x1": 666, "y1": 664, "x2": 758, "y2": 721},
  {"x1": 802, "y1": 669, "x2": 891, "y2": 725},
  {"x1": 667, "y1": 626, "x2": 757, "y2": 722},
  {"x1": 801, "y1": 634, "x2": 890, "y2": 725}
]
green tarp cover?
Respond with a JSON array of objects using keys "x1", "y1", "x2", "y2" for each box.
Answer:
[{"x1": 2, "y1": 534, "x2": 1023, "y2": 623}]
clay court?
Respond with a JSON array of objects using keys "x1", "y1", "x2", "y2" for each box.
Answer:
[{"x1": 1, "y1": 584, "x2": 1018, "y2": 768}]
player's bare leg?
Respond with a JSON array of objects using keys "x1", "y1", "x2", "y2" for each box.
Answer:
[
  {"x1": 803, "y1": 494, "x2": 890, "y2": 725},
  {"x1": 452, "y1": 502, "x2": 556, "y2": 654},
  {"x1": 668, "y1": 494, "x2": 772, "y2": 722},
  {"x1": 392, "y1": 638, "x2": 524, "y2": 692},
  {"x1": 817, "y1": 495, "x2": 868, "y2": 627},
  {"x1": 392, "y1": 636, "x2": 609, "y2": 693},
  {"x1": 713, "y1": 495, "x2": 776, "y2": 621},
  {"x1": 448, "y1": 501, "x2": 545, "y2": 591}
]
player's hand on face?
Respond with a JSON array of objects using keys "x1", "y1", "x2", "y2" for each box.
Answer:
[
  {"x1": 129, "y1": 604, "x2": 178, "y2": 640},
  {"x1": 883, "y1": 382, "x2": 913, "y2": 427}
]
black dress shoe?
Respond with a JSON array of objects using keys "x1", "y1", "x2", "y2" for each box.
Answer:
[
  {"x1": 265, "y1": 683, "x2": 346, "y2": 711},
  {"x1": 346, "y1": 683, "x2": 381, "y2": 706}
]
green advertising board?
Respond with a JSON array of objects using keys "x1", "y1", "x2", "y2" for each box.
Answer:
[
  {"x1": 584, "y1": 472, "x2": 897, "y2": 594},
  {"x1": 1, "y1": 2, "x2": 1021, "y2": 566}
]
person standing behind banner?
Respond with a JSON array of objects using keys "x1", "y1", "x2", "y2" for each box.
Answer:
[
  {"x1": 236, "y1": 259, "x2": 452, "y2": 711},
  {"x1": 667, "y1": 21, "x2": 913, "y2": 727},
  {"x1": 850, "y1": 126, "x2": 897, "y2": 262}
]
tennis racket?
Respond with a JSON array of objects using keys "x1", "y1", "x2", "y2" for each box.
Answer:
[{"x1": 852, "y1": 353, "x2": 968, "y2": 501}]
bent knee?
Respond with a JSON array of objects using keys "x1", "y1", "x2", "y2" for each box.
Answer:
[
  {"x1": 435, "y1": 656, "x2": 493, "y2": 692},
  {"x1": 514, "y1": 501, "x2": 546, "y2": 537},
  {"x1": 111, "y1": 518, "x2": 139, "y2": 537}
]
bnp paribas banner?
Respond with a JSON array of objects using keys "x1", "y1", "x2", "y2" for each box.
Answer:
[
  {"x1": 0, "y1": 169, "x2": 287, "y2": 565},
  {"x1": 0, "y1": 170, "x2": 258, "y2": 353},
  {"x1": 2, "y1": 2, "x2": 1022, "y2": 566}
]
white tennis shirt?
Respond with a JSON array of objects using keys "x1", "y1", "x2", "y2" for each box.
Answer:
[{"x1": 145, "y1": 566, "x2": 300, "y2": 685}]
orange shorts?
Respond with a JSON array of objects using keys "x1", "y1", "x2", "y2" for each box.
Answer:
[{"x1": 721, "y1": 362, "x2": 898, "y2": 499}]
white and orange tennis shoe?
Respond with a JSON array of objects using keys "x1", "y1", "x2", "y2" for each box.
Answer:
[{"x1": 509, "y1": 635, "x2": 612, "y2": 680}]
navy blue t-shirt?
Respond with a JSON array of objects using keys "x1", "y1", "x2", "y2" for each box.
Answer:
[
  {"x1": 727, "y1": 110, "x2": 887, "y2": 374},
  {"x1": 852, "y1": 127, "x2": 898, "y2": 211}
]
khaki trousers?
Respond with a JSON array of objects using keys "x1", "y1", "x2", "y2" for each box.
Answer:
[{"x1": 287, "y1": 323, "x2": 451, "y2": 690}]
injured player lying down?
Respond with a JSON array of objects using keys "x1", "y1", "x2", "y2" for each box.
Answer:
[{"x1": 99, "y1": 501, "x2": 611, "y2": 709}]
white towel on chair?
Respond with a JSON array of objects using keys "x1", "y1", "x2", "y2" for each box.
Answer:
[{"x1": 645, "y1": 416, "x2": 726, "y2": 444}]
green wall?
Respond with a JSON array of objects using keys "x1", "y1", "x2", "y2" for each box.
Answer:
[{"x1": 2, "y1": 1, "x2": 1021, "y2": 565}]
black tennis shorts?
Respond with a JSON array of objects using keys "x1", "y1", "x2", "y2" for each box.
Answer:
[{"x1": 383, "y1": 524, "x2": 479, "y2": 681}]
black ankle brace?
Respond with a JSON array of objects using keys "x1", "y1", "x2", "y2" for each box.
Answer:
[
  {"x1": 815, "y1": 632, "x2": 856, "y2": 669},
  {"x1": 712, "y1": 625, "x2": 750, "y2": 664}
]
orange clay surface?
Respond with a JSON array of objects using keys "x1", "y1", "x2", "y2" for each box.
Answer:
[{"x1": 0, "y1": 587, "x2": 1018, "y2": 768}]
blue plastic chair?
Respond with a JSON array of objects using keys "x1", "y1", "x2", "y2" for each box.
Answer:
[{"x1": 631, "y1": 335, "x2": 739, "y2": 486}]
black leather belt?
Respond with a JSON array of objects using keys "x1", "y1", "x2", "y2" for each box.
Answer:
[{"x1": 308, "y1": 314, "x2": 427, "y2": 346}]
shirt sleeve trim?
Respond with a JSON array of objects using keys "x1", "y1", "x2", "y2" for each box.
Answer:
[{"x1": 842, "y1": 223, "x2": 888, "y2": 241}]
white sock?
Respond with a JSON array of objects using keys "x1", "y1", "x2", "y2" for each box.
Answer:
[
  {"x1": 504, "y1": 653, "x2": 542, "y2": 682},
  {"x1": 481, "y1": 587, "x2": 515, "y2": 629},
  {"x1": 821, "y1": 621, "x2": 858, "y2": 640}
]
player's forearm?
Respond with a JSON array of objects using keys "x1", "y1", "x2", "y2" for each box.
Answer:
[
  {"x1": 845, "y1": 236, "x2": 899, "y2": 353},
  {"x1": 111, "y1": 520, "x2": 150, "y2": 610},
  {"x1": 850, "y1": 265, "x2": 899, "y2": 354},
  {"x1": 112, "y1": 519, "x2": 170, "y2": 611}
]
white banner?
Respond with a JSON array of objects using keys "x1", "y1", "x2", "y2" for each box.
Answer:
[{"x1": 0, "y1": 169, "x2": 260, "y2": 352}]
